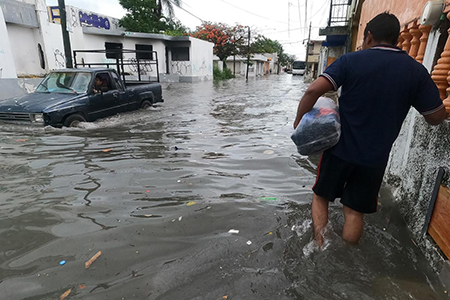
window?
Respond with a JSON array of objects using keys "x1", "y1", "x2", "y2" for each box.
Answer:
[
  {"x1": 94, "y1": 72, "x2": 114, "y2": 91},
  {"x1": 136, "y1": 44, "x2": 153, "y2": 60},
  {"x1": 105, "y1": 42, "x2": 123, "y2": 59},
  {"x1": 172, "y1": 47, "x2": 189, "y2": 61}
]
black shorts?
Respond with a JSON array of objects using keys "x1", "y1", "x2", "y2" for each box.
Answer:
[{"x1": 312, "y1": 150, "x2": 386, "y2": 214}]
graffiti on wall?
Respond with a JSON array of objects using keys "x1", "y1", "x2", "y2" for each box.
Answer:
[
  {"x1": 172, "y1": 61, "x2": 190, "y2": 75},
  {"x1": 128, "y1": 58, "x2": 154, "y2": 75},
  {"x1": 70, "y1": 7, "x2": 80, "y2": 28},
  {"x1": 54, "y1": 49, "x2": 66, "y2": 68},
  {"x1": 79, "y1": 11, "x2": 110, "y2": 30}
]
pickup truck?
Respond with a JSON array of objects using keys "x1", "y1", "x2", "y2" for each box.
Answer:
[{"x1": 0, "y1": 68, "x2": 163, "y2": 127}]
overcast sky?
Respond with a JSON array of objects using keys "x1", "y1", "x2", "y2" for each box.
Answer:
[{"x1": 45, "y1": 0, "x2": 330, "y2": 59}]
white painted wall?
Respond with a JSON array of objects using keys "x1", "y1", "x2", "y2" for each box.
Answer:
[
  {"x1": 0, "y1": 6, "x2": 17, "y2": 78},
  {"x1": 190, "y1": 37, "x2": 213, "y2": 80},
  {"x1": 7, "y1": 24, "x2": 46, "y2": 76}
]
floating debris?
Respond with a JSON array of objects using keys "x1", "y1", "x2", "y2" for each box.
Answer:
[
  {"x1": 178, "y1": 216, "x2": 183, "y2": 222},
  {"x1": 187, "y1": 201, "x2": 196, "y2": 206},
  {"x1": 246, "y1": 240, "x2": 252, "y2": 246},
  {"x1": 16, "y1": 139, "x2": 27, "y2": 142},
  {"x1": 85, "y1": 251, "x2": 102, "y2": 269},
  {"x1": 259, "y1": 197, "x2": 277, "y2": 202},
  {"x1": 263, "y1": 150, "x2": 275, "y2": 155},
  {"x1": 59, "y1": 260, "x2": 66, "y2": 266},
  {"x1": 102, "y1": 148, "x2": 113, "y2": 152},
  {"x1": 59, "y1": 288, "x2": 72, "y2": 300},
  {"x1": 228, "y1": 229, "x2": 239, "y2": 234}
]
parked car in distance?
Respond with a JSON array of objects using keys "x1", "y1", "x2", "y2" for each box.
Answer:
[
  {"x1": 292, "y1": 60, "x2": 306, "y2": 75},
  {"x1": 0, "y1": 68, "x2": 163, "y2": 127}
]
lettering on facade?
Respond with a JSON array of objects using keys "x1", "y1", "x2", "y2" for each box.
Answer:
[{"x1": 78, "y1": 11, "x2": 110, "y2": 30}]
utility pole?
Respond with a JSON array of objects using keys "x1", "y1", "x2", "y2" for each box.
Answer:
[
  {"x1": 246, "y1": 26, "x2": 250, "y2": 82},
  {"x1": 305, "y1": 22, "x2": 311, "y2": 75},
  {"x1": 58, "y1": 0, "x2": 73, "y2": 68}
]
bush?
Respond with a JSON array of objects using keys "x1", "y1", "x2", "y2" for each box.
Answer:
[{"x1": 213, "y1": 66, "x2": 235, "y2": 80}]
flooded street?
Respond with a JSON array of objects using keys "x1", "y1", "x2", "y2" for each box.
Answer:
[{"x1": 0, "y1": 75, "x2": 448, "y2": 299}]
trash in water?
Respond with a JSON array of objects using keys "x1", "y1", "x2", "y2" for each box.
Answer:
[
  {"x1": 291, "y1": 225, "x2": 296, "y2": 231},
  {"x1": 146, "y1": 190, "x2": 150, "y2": 193},
  {"x1": 59, "y1": 289, "x2": 72, "y2": 300},
  {"x1": 102, "y1": 148, "x2": 113, "y2": 152},
  {"x1": 59, "y1": 260, "x2": 66, "y2": 266},
  {"x1": 187, "y1": 201, "x2": 196, "y2": 206},
  {"x1": 174, "y1": 146, "x2": 179, "y2": 151},
  {"x1": 246, "y1": 240, "x2": 252, "y2": 246},
  {"x1": 223, "y1": 296, "x2": 229, "y2": 299},
  {"x1": 228, "y1": 229, "x2": 239, "y2": 234},
  {"x1": 263, "y1": 150, "x2": 275, "y2": 155},
  {"x1": 136, "y1": 251, "x2": 139, "y2": 254},
  {"x1": 79, "y1": 284, "x2": 86, "y2": 289},
  {"x1": 16, "y1": 139, "x2": 27, "y2": 142},
  {"x1": 85, "y1": 251, "x2": 102, "y2": 269},
  {"x1": 259, "y1": 197, "x2": 277, "y2": 202},
  {"x1": 178, "y1": 216, "x2": 183, "y2": 222}
]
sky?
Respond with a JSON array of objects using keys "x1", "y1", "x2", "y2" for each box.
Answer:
[{"x1": 45, "y1": 0, "x2": 331, "y2": 59}]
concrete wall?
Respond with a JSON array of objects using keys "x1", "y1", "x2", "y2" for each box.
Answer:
[
  {"x1": 189, "y1": 37, "x2": 213, "y2": 81},
  {"x1": 381, "y1": 7, "x2": 450, "y2": 285},
  {"x1": 0, "y1": 6, "x2": 17, "y2": 78},
  {"x1": 7, "y1": 24, "x2": 45, "y2": 76}
]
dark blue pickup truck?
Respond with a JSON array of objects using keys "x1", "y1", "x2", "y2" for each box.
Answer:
[{"x1": 0, "y1": 68, "x2": 163, "y2": 127}]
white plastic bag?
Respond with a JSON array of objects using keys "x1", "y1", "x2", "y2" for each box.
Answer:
[{"x1": 291, "y1": 97, "x2": 341, "y2": 155}]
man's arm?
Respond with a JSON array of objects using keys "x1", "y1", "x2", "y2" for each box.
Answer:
[
  {"x1": 293, "y1": 76, "x2": 335, "y2": 128},
  {"x1": 423, "y1": 105, "x2": 447, "y2": 125}
]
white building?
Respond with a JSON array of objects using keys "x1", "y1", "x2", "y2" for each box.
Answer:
[
  {"x1": 213, "y1": 53, "x2": 278, "y2": 77},
  {"x1": 0, "y1": 0, "x2": 214, "y2": 82}
]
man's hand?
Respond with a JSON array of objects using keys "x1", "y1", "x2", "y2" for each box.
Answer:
[
  {"x1": 424, "y1": 105, "x2": 447, "y2": 125},
  {"x1": 294, "y1": 76, "x2": 334, "y2": 129}
]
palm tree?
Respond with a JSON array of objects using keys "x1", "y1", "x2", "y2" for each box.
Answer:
[{"x1": 156, "y1": 0, "x2": 181, "y2": 19}]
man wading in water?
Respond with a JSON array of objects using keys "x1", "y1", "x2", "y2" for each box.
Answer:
[{"x1": 294, "y1": 12, "x2": 447, "y2": 246}]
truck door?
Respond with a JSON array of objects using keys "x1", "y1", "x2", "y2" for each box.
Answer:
[
  {"x1": 88, "y1": 72, "x2": 120, "y2": 120},
  {"x1": 110, "y1": 71, "x2": 131, "y2": 112}
]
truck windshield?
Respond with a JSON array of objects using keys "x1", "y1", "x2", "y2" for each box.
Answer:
[
  {"x1": 293, "y1": 61, "x2": 306, "y2": 69},
  {"x1": 36, "y1": 72, "x2": 92, "y2": 94}
]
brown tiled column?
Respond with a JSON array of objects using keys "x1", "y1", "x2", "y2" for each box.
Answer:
[
  {"x1": 416, "y1": 25, "x2": 432, "y2": 64},
  {"x1": 409, "y1": 22, "x2": 422, "y2": 59},
  {"x1": 401, "y1": 25, "x2": 413, "y2": 53},
  {"x1": 431, "y1": 13, "x2": 450, "y2": 100}
]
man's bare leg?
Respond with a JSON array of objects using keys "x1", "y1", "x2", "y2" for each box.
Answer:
[
  {"x1": 342, "y1": 206, "x2": 364, "y2": 244},
  {"x1": 312, "y1": 193, "x2": 329, "y2": 247}
]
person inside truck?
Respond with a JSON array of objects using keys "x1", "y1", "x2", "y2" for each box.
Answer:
[{"x1": 93, "y1": 75, "x2": 108, "y2": 93}]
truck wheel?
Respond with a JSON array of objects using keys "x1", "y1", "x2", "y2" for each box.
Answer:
[
  {"x1": 141, "y1": 100, "x2": 152, "y2": 109},
  {"x1": 64, "y1": 114, "x2": 86, "y2": 127}
]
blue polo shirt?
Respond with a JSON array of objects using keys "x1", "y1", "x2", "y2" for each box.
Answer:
[{"x1": 321, "y1": 44, "x2": 444, "y2": 167}]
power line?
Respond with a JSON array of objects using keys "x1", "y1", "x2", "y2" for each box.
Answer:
[{"x1": 170, "y1": 0, "x2": 205, "y2": 22}]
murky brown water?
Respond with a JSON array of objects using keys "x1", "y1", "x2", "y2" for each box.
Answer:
[{"x1": 0, "y1": 75, "x2": 448, "y2": 299}]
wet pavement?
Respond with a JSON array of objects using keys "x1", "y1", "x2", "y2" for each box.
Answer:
[{"x1": 0, "y1": 75, "x2": 448, "y2": 299}]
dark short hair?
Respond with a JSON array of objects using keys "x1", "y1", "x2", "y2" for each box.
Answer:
[
  {"x1": 364, "y1": 12, "x2": 400, "y2": 45},
  {"x1": 95, "y1": 75, "x2": 102, "y2": 81}
]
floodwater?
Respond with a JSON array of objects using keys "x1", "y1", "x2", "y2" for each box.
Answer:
[{"x1": 0, "y1": 75, "x2": 448, "y2": 300}]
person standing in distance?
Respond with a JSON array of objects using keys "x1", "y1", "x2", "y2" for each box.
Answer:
[{"x1": 293, "y1": 12, "x2": 447, "y2": 247}]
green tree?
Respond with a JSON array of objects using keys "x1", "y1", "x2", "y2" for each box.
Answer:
[
  {"x1": 119, "y1": 0, "x2": 185, "y2": 34},
  {"x1": 156, "y1": 0, "x2": 181, "y2": 19},
  {"x1": 191, "y1": 22, "x2": 247, "y2": 68}
]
